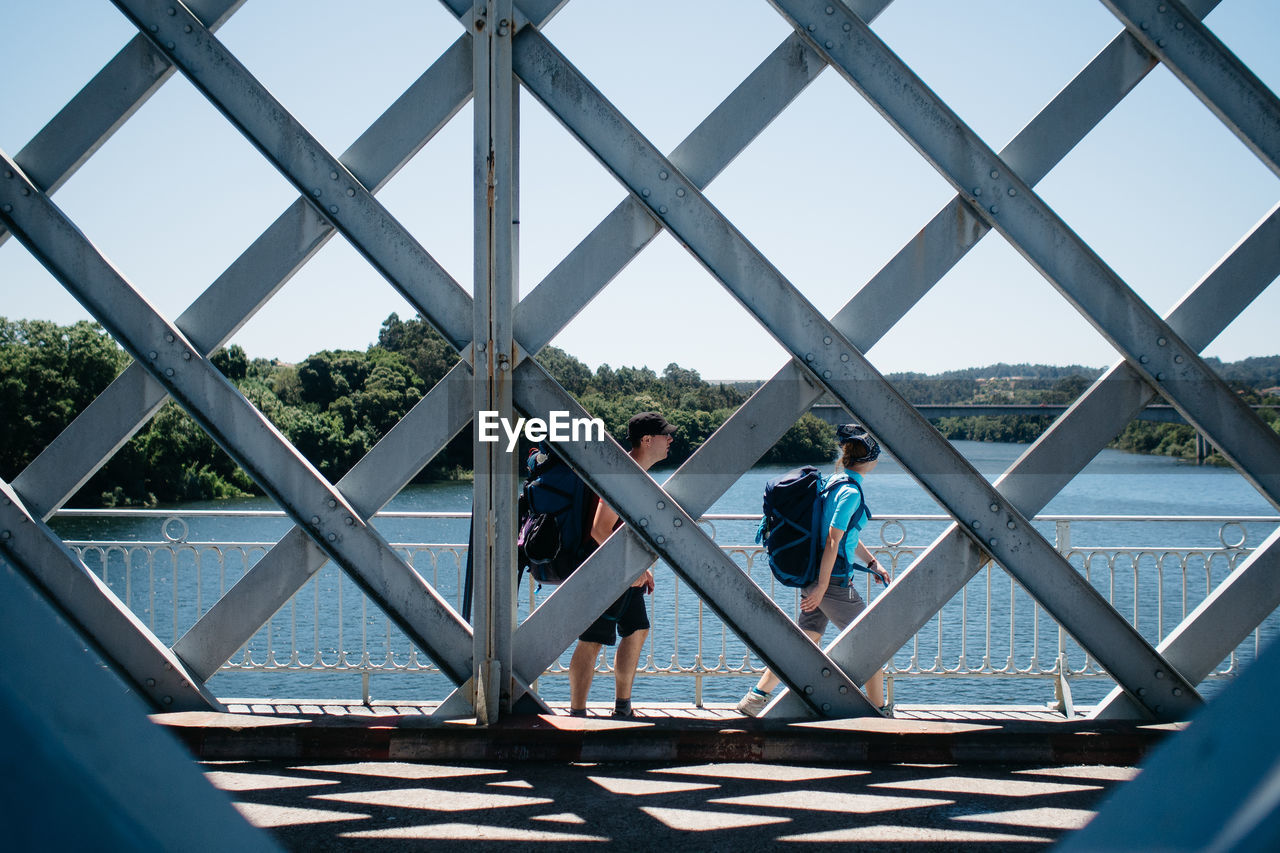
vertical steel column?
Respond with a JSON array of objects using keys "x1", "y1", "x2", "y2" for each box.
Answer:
[{"x1": 471, "y1": 0, "x2": 519, "y2": 722}]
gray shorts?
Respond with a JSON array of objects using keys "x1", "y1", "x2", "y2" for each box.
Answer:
[{"x1": 797, "y1": 576, "x2": 867, "y2": 635}]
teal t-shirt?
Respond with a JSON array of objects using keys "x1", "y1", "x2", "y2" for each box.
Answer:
[{"x1": 819, "y1": 469, "x2": 869, "y2": 572}]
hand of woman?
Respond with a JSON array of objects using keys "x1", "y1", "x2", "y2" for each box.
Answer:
[
  {"x1": 631, "y1": 568, "x2": 655, "y2": 594},
  {"x1": 869, "y1": 557, "x2": 891, "y2": 585},
  {"x1": 800, "y1": 583, "x2": 827, "y2": 612}
]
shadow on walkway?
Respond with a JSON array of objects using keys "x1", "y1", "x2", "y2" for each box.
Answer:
[{"x1": 208, "y1": 758, "x2": 1136, "y2": 851}]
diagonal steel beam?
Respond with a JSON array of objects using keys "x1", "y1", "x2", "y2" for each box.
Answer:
[
  {"x1": 1100, "y1": 0, "x2": 1280, "y2": 177},
  {"x1": 109, "y1": 0, "x2": 474, "y2": 349},
  {"x1": 513, "y1": 361, "x2": 876, "y2": 717},
  {"x1": 0, "y1": 152, "x2": 475, "y2": 686},
  {"x1": 769, "y1": 0, "x2": 1280, "y2": 506},
  {"x1": 1094, "y1": 527, "x2": 1280, "y2": 719},
  {"x1": 0, "y1": 0, "x2": 245, "y2": 248},
  {"x1": 507, "y1": 21, "x2": 1201, "y2": 718},
  {"x1": 771, "y1": 201, "x2": 1280, "y2": 717},
  {"x1": 0, "y1": 479, "x2": 219, "y2": 712}
]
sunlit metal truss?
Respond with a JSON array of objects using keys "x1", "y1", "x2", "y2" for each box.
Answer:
[{"x1": 2, "y1": 0, "x2": 1278, "y2": 726}]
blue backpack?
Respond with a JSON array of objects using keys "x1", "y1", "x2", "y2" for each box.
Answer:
[
  {"x1": 756, "y1": 466, "x2": 869, "y2": 588},
  {"x1": 517, "y1": 445, "x2": 599, "y2": 586}
]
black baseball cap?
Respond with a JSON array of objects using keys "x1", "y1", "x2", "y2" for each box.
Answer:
[
  {"x1": 628, "y1": 411, "x2": 677, "y2": 445},
  {"x1": 837, "y1": 423, "x2": 881, "y2": 463}
]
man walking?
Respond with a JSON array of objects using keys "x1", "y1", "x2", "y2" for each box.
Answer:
[{"x1": 567, "y1": 411, "x2": 676, "y2": 718}]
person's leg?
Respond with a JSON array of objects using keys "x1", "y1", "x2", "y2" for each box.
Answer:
[
  {"x1": 751, "y1": 626, "x2": 824, "y2": 694},
  {"x1": 613, "y1": 628, "x2": 647, "y2": 702},
  {"x1": 568, "y1": 640, "x2": 603, "y2": 714}
]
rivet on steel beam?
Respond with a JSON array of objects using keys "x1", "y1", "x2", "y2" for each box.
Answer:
[
  {"x1": 311, "y1": 516, "x2": 321, "y2": 525},
  {"x1": 638, "y1": 518, "x2": 649, "y2": 527},
  {"x1": 973, "y1": 187, "x2": 982, "y2": 197},
  {"x1": 167, "y1": 7, "x2": 176, "y2": 14},
  {"x1": 163, "y1": 696, "x2": 173, "y2": 705},
  {"x1": 148, "y1": 351, "x2": 158, "y2": 360},
  {"x1": 656, "y1": 500, "x2": 665, "y2": 510},
  {"x1": 805, "y1": 353, "x2": 814, "y2": 362},
  {"x1": 989, "y1": 205, "x2": 999, "y2": 214},
  {"x1": 1007, "y1": 521, "x2": 1016, "y2": 530},
  {"x1": 840, "y1": 354, "x2": 849, "y2": 362},
  {"x1": 146, "y1": 678, "x2": 156, "y2": 687},
  {"x1": 990, "y1": 169, "x2": 999, "y2": 179},
  {"x1": 972, "y1": 521, "x2": 982, "y2": 530},
  {"x1": 0, "y1": 531, "x2": 9, "y2": 540},
  {"x1": 1008, "y1": 187, "x2": 1016, "y2": 196},
  {"x1": 641, "y1": 188, "x2": 650, "y2": 197},
  {"x1": 1174, "y1": 355, "x2": 1184, "y2": 364},
  {"x1": 328, "y1": 499, "x2": 337, "y2": 508},
  {"x1": 825, "y1": 41, "x2": 834, "y2": 49},
  {"x1": 328, "y1": 205, "x2": 338, "y2": 214},
  {"x1": 823, "y1": 336, "x2": 832, "y2": 345},
  {"x1": 1157, "y1": 373, "x2": 1165, "y2": 381},
  {"x1": 182, "y1": 352, "x2": 191, "y2": 360},
  {"x1": 823, "y1": 370, "x2": 831, "y2": 379},
  {"x1": 659, "y1": 171, "x2": 668, "y2": 180},
  {"x1": 1157, "y1": 337, "x2": 1167, "y2": 346},
  {"x1": 165, "y1": 41, "x2": 174, "y2": 49},
  {"x1": 327, "y1": 533, "x2": 336, "y2": 542},
  {"x1": 825, "y1": 5, "x2": 834, "y2": 13},
  {"x1": 989, "y1": 502, "x2": 999, "y2": 512},
  {"x1": 1138, "y1": 687, "x2": 1146, "y2": 697},
  {"x1": 1140, "y1": 21, "x2": 1148, "y2": 30},
  {"x1": 2, "y1": 205, "x2": 10, "y2": 213},
  {"x1": 804, "y1": 685, "x2": 814, "y2": 694},
  {"x1": 807, "y1": 24, "x2": 816, "y2": 32},
  {"x1": 20, "y1": 188, "x2": 30, "y2": 196},
  {"x1": 330, "y1": 171, "x2": 339, "y2": 180},
  {"x1": 658, "y1": 205, "x2": 668, "y2": 214},
  {"x1": 312, "y1": 188, "x2": 321, "y2": 197},
  {"x1": 1157, "y1": 39, "x2": 1166, "y2": 48},
  {"x1": 672, "y1": 519, "x2": 682, "y2": 528},
  {"x1": 1172, "y1": 687, "x2": 1183, "y2": 697},
  {"x1": 1155, "y1": 670, "x2": 1165, "y2": 679},
  {"x1": 1139, "y1": 355, "x2": 1149, "y2": 364},
  {"x1": 166, "y1": 332, "x2": 175, "y2": 343},
  {"x1": 822, "y1": 703, "x2": 831, "y2": 712},
  {"x1": 345, "y1": 516, "x2": 354, "y2": 525},
  {"x1": 842, "y1": 22, "x2": 851, "y2": 32},
  {"x1": 655, "y1": 535, "x2": 665, "y2": 544},
  {"x1": 675, "y1": 188, "x2": 685, "y2": 197},
  {"x1": 1175, "y1": 21, "x2": 1184, "y2": 30},
  {"x1": 184, "y1": 24, "x2": 192, "y2": 33},
  {"x1": 822, "y1": 667, "x2": 831, "y2": 677},
  {"x1": 989, "y1": 538, "x2": 999, "y2": 547},
  {"x1": 1157, "y1": 4, "x2": 1167, "y2": 12},
  {"x1": 164, "y1": 368, "x2": 174, "y2": 377},
  {"x1": 149, "y1": 24, "x2": 159, "y2": 32},
  {"x1": 3, "y1": 170, "x2": 11, "y2": 178},
  {"x1": 839, "y1": 685, "x2": 848, "y2": 694}
]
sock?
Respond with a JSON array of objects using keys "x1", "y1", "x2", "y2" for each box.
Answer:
[
  {"x1": 614, "y1": 698, "x2": 632, "y2": 715},
  {"x1": 569, "y1": 707, "x2": 588, "y2": 717},
  {"x1": 751, "y1": 687, "x2": 771, "y2": 697}
]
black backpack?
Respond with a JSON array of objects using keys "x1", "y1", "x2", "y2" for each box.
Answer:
[
  {"x1": 517, "y1": 445, "x2": 599, "y2": 586},
  {"x1": 756, "y1": 466, "x2": 869, "y2": 588}
]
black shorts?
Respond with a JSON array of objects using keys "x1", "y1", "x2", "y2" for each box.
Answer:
[{"x1": 579, "y1": 588, "x2": 650, "y2": 646}]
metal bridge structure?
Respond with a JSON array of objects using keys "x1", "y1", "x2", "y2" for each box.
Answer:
[{"x1": 2, "y1": 1, "x2": 1280, "y2": 846}]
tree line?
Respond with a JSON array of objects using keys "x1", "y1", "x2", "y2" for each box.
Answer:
[{"x1": 3, "y1": 316, "x2": 1277, "y2": 507}]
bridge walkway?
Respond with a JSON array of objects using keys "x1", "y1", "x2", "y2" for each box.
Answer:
[{"x1": 169, "y1": 702, "x2": 1156, "y2": 850}]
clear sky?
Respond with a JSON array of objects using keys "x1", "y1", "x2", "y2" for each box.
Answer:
[{"x1": 2, "y1": 0, "x2": 1277, "y2": 381}]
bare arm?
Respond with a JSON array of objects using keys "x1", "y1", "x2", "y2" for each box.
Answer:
[{"x1": 801, "y1": 525, "x2": 844, "y2": 612}]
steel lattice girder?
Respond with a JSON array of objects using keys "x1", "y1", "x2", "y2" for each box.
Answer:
[
  {"x1": 0, "y1": 154, "x2": 475, "y2": 688},
  {"x1": 2, "y1": 0, "x2": 1269, "y2": 717},
  {"x1": 770, "y1": 200, "x2": 1280, "y2": 717},
  {"x1": 498, "y1": 7, "x2": 1211, "y2": 717}
]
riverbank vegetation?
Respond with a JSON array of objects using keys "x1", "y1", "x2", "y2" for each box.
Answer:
[{"x1": 3, "y1": 317, "x2": 1277, "y2": 506}]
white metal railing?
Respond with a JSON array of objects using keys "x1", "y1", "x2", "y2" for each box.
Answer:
[{"x1": 54, "y1": 510, "x2": 1280, "y2": 708}]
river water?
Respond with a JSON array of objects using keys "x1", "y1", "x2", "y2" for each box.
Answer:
[{"x1": 50, "y1": 441, "x2": 1279, "y2": 710}]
